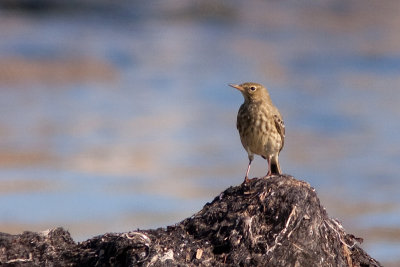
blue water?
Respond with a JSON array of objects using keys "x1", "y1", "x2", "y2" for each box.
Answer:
[{"x1": 0, "y1": 1, "x2": 399, "y2": 265}]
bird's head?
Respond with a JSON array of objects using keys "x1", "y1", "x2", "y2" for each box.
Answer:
[{"x1": 229, "y1": 82, "x2": 270, "y2": 102}]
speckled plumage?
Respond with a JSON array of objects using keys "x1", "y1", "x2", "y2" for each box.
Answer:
[{"x1": 230, "y1": 82, "x2": 285, "y2": 182}]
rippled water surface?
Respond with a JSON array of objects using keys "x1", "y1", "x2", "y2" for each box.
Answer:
[{"x1": 0, "y1": 1, "x2": 399, "y2": 265}]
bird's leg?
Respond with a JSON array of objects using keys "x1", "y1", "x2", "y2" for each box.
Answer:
[
  {"x1": 243, "y1": 157, "x2": 253, "y2": 184},
  {"x1": 266, "y1": 155, "x2": 272, "y2": 177}
]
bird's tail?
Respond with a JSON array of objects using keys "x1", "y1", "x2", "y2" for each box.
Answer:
[{"x1": 270, "y1": 156, "x2": 281, "y2": 175}]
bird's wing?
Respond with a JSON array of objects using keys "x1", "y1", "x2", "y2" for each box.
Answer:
[{"x1": 273, "y1": 114, "x2": 285, "y2": 151}]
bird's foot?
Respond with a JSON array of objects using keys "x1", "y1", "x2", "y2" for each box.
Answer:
[
  {"x1": 263, "y1": 171, "x2": 273, "y2": 179},
  {"x1": 242, "y1": 176, "x2": 257, "y2": 185},
  {"x1": 264, "y1": 172, "x2": 282, "y2": 179},
  {"x1": 242, "y1": 176, "x2": 250, "y2": 185}
]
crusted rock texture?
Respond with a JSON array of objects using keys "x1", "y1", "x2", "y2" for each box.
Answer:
[{"x1": 0, "y1": 175, "x2": 381, "y2": 266}]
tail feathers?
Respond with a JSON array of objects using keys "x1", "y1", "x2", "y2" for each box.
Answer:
[{"x1": 270, "y1": 156, "x2": 281, "y2": 175}]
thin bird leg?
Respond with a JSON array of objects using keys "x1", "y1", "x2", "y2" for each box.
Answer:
[
  {"x1": 244, "y1": 159, "x2": 252, "y2": 183},
  {"x1": 266, "y1": 156, "x2": 272, "y2": 177}
]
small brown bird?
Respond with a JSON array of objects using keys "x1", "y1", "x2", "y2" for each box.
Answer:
[{"x1": 229, "y1": 82, "x2": 285, "y2": 183}]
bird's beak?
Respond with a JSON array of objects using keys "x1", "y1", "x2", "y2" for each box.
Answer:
[{"x1": 229, "y1": 84, "x2": 244, "y2": 92}]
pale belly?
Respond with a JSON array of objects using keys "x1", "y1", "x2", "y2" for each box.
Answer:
[{"x1": 240, "y1": 128, "x2": 282, "y2": 157}]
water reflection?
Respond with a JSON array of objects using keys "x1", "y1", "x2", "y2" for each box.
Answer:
[{"x1": 0, "y1": 1, "x2": 399, "y2": 265}]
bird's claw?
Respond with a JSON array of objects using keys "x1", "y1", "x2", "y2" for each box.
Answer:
[{"x1": 242, "y1": 176, "x2": 256, "y2": 185}]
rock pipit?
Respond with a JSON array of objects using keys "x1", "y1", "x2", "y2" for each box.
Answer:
[{"x1": 230, "y1": 82, "x2": 285, "y2": 183}]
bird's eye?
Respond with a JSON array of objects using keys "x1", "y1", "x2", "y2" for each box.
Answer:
[{"x1": 250, "y1": 86, "x2": 256, "y2": 91}]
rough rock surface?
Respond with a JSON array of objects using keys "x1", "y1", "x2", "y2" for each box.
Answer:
[{"x1": 0, "y1": 175, "x2": 381, "y2": 266}]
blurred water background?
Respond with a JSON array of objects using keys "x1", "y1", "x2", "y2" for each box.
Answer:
[{"x1": 0, "y1": 0, "x2": 399, "y2": 265}]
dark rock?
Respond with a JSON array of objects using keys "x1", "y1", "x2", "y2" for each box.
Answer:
[{"x1": 0, "y1": 175, "x2": 381, "y2": 266}]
